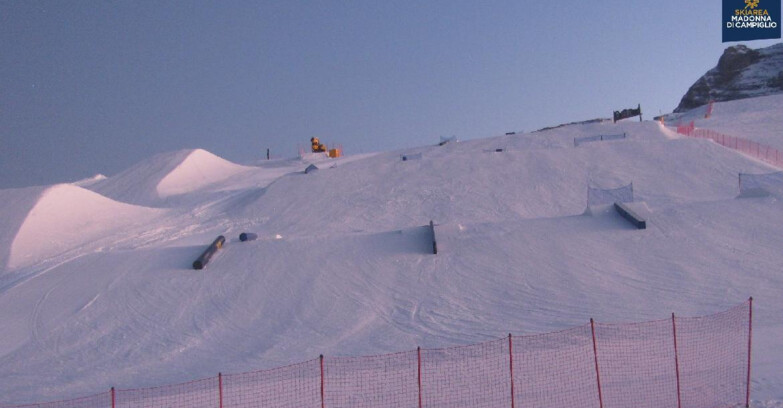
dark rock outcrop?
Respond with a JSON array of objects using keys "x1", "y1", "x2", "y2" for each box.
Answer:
[{"x1": 674, "y1": 43, "x2": 783, "y2": 112}]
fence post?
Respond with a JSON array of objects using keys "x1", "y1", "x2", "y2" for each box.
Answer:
[
  {"x1": 672, "y1": 314, "x2": 682, "y2": 408},
  {"x1": 111, "y1": 387, "x2": 115, "y2": 408},
  {"x1": 417, "y1": 347, "x2": 423, "y2": 408},
  {"x1": 509, "y1": 334, "x2": 515, "y2": 408},
  {"x1": 746, "y1": 297, "x2": 753, "y2": 408},
  {"x1": 590, "y1": 318, "x2": 604, "y2": 408},
  {"x1": 218, "y1": 373, "x2": 223, "y2": 408},
  {"x1": 320, "y1": 355, "x2": 325, "y2": 408}
]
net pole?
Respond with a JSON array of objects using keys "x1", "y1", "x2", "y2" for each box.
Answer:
[
  {"x1": 417, "y1": 347, "x2": 423, "y2": 408},
  {"x1": 111, "y1": 387, "x2": 115, "y2": 408},
  {"x1": 320, "y1": 355, "x2": 325, "y2": 408},
  {"x1": 509, "y1": 334, "x2": 516, "y2": 408},
  {"x1": 746, "y1": 297, "x2": 753, "y2": 408},
  {"x1": 672, "y1": 313, "x2": 682, "y2": 408},
  {"x1": 590, "y1": 318, "x2": 604, "y2": 408},
  {"x1": 218, "y1": 373, "x2": 223, "y2": 408}
]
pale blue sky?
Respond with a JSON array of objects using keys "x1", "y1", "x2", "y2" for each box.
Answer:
[{"x1": 1, "y1": 1, "x2": 780, "y2": 188}]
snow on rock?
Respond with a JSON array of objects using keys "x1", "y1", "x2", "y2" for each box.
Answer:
[
  {"x1": 6, "y1": 184, "x2": 163, "y2": 269},
  {"x1": 89, "y1": 149, "x2": 252, "y2": 206},
  {"x1": 675, "y1": 43, "x2": 783, "y2": 112}
]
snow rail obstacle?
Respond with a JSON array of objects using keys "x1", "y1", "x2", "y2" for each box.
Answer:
[
  {"x1": 676, "y1": 122, "x2": 783, "y2": 169},
  {"x1": 429, "y1": 220, "x2": 437, "y2": 254},
  {"x1": 574, "y1": 133, "x2": 626, "y2": 147},
  {"x1": 192, "y1": 235, "x2": 225, "y2": 270},
  {"x1": 1, "y1": 300, "x2": 753, "y2": 408},
  {"x1": 239, "y1": 232, "x2": 258, "y2": 242},
  {"x1": 614, "y1": 202, "x2": 646, "y2": 229},
  {"x1": 739, "y1": 171, "x2": 783, "y2": 196}
]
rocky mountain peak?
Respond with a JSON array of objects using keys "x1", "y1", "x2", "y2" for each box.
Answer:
[{"x1": 674, "y1": 43, "x2": 783, "y2": 112}]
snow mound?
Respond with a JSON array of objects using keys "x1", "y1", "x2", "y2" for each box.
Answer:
[
  {"x1": 7, "y1": 184, "x2": 162, "y2": 269},
  {"x1": 90, "y1": 149, "x2": 252, "y2": 206},
  {"x1": 0, "y1": 186, "x2": 50, "y2": 270}
]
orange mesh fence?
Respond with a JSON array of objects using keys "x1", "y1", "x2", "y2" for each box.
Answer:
[
  {"x1": 223, "y1": 359, "x2": 321, "y2": 408},
  {"x1": 594, "y1": 319, "x2": 679, "y2": 408},
  {"x1": 115, "y1": 377, "x2": 218, "y2": 408},
  {"x1": 324, "y1": 351, "x2": 417, "y2": 407},
  {"x1": 512, "y1": 324, "x2": 598, "y2": 408},
  {"x1": 677, "y1": 303, "x2": 750, "y2": 408},
  {"x1": 420, "y1": 338, "x2": 511, "y2": 408},
  {"x1": 677, "y1": 121, "x2": 783, "y2": 168},
  {"x1": 1, "y1": 300, "x2": 752, "y2": 408}
]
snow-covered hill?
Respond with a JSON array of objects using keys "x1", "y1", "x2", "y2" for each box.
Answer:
[{"x1": 1, "y1": 95, "x2": 783, "y2": 404}]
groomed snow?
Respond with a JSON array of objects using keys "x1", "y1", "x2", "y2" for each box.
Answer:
[{"x1": 1, "y1": 95, "x2": 782, "y2": 404}]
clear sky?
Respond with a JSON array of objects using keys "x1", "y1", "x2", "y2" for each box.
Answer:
[{"x1": 1, "y1": 1, "x2": 781, "y2": 189}]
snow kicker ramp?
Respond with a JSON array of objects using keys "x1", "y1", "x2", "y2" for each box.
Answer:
[
  {"x1": 89, "y1": 148, "x2": 253, "y2": 206},
  {"x1": 3, "y1": 184, "x2": 162, "y2": 270}
]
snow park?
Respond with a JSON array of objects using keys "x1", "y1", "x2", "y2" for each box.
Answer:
[{"x1": 2, "y1": 3, "x2": 783, "y2": 408}]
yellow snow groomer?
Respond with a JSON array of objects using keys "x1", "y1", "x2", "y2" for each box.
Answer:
[{"x1": 311, "y1": 137, "x2": 326, "y2": 153}]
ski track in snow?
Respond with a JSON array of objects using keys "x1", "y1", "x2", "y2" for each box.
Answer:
[{"x1": 1, "y1": 95, "x2": 783, "y2": 403}]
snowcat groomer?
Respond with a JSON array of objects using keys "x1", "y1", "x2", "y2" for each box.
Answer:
[{"x1": 311, "y1": 137, "x2": 326, "y2": 153}]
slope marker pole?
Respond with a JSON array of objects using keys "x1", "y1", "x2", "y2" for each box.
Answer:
[
  {"x1": 320, "y1": 355, "x2": 325, "y2": 408},
  {"x1": 672, "y1": 314, "x2": 682, "y2": 408},
  {"x1": 417, "y1": 347, "x2": 423, "y2": 408},
  {"x1": 509, "y1": 334, "x2": 516, "y2": 408},
  {"x1": 590, "y1": 318, "x2": 604, "y2": 408},
  {"x1": 218, "y1": 373, "x2": 224, "y2": 408},
  {"x1": 746, "y1": 297, "x2": 753, "y2": 408}
]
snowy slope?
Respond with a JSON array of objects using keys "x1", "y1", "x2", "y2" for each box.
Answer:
[
  {"x1": 1, "y1": 97, "x2": 783, "y2": 403},
  {"x1": 666, "y1": 93, "x2": 783, "y2": 151}
]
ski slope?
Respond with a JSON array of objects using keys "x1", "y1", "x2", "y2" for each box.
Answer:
[{"x1": 1, "y1": 95, "x2": 783, "y2": 404}]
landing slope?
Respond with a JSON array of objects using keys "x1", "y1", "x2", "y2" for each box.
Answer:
[{"x1": 1, "y1": 185, "x2": 163, "y2": 270}]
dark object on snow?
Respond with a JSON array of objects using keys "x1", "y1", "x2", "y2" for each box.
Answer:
[
  {"x1": 239, "y1": 232, "x2": 258, "y2": 242},
  {"x1": 438, "y1": 136, "x2": 457, "y2": 146},
  {"x1": 430, "y1": 220, "x2": 438, "y2": 254},
  {"x1": 613, "y1": 104, "x2": 642, "y2": 123},
  {"x1": 614, "y1": 202, "x2": 646, "y2": 229},
  {"x1": 305, "y1": 164, "x2": 319, "y2": 174},
  {"x1": 505, "y1": 132, "x2": 515, "y2": 135},
  {"x1": 193, "y1": 236, "x2": 226, "y2": 270},
  {"x1": 495, "y1": 148, "x2": 504, "y2": 152}
]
